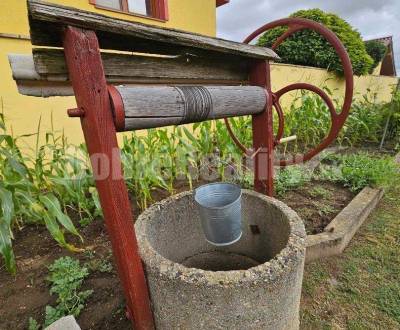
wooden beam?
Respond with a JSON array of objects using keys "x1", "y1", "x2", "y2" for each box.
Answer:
[
  {"x1": 28, "y1": 0, "x2": 278, "y2": 60},
  {"x1": 63, "y1": 26, "x2": 154, "y2": 329},
  {"x1": 33, "y1": 48, "x2": 249, "y2": 82},
  {"x1": 9, "y1": 53, "x2": 250, "y2": 97},
  {"x1": 251, "y1": 61, "x2": 274, "y2": 196}
]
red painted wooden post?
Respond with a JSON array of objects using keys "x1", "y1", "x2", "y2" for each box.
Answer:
[
  {"x1": 63, "y1": 26, "x2": 154, "y2": 330},
  {"x1": 251, "y1": 60, "x2": 274, "y2": 196}
]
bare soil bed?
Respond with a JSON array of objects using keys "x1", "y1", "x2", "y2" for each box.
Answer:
[
  {"x1": 0, "y1": 180, "x2": 355, "y2": 330},
  {"x1": 281, "y1": 180, "x2": 355, "y2": 234}
]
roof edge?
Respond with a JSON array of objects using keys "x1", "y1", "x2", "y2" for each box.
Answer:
[{"x1": 217, "y1": 0, "x2": 230, "y2": 7}]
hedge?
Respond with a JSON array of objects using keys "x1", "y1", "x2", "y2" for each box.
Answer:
[{"x1": 257, "y1": 9, "x2": 374, "y2": 76}]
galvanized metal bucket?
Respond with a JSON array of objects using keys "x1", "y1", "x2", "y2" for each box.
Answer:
[{"x1": 194, "y1": 182, "x2": 242, "y2": 246}]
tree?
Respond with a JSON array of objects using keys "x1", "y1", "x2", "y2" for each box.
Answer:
[
  {"x1": 257, "y1": 9, "x2": 374, "y2": 76},
  {"x1": 364, "y1": 40, "x2": 387, "y2": 74}
]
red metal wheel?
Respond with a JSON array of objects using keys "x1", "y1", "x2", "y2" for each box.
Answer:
[
  {"x1": 225, "y1": 17, "x2": 354, "y2": 166},
  {"x1": 224, "y1": 99, "x2": 284, "y2": 155}
]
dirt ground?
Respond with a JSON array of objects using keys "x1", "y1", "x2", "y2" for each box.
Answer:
[
  {"x1": 0, "y1": 221, "x2": 131, "y2": 330},
  {"x1": 282, "y1": 180, "x2": 355, "y2": 234},
  {"x1": 0, "y1": 180, "x2": 355, "y2": 330}
]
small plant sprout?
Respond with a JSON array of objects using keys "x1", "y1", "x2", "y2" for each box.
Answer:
[{"x1": 45, "y1": 257, "x2": 93, "y2": 326}]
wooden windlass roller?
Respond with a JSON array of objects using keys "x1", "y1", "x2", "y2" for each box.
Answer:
[{"x1": 108, "y1": 85, "x2": 267, "y2": 131}]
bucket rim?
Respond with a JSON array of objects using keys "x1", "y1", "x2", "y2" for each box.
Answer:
[
  {"x1": 194, "y1": 182, "x2": 242, "y2": 210},
  {"x1": 205, "y1": 231, "x2": 243, "y2": 247}
]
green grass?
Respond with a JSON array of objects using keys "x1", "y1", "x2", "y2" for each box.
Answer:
[{"x1": 300, "y1": 173, "x2": 400, "y2": 329}]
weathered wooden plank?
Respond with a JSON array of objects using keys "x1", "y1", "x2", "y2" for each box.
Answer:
[
  {"x1": 33, "y1": 48, "x2": 249, "y2": 82},
  {"x1": 28, "y1": 0, "x2": 278, "y2": 61},
  {"x1": 14, "y1": 81, "x2": 73, "y2": 97},
  {"x1": 114, "y1": 85, "x2": 266, "y2": 130},
  {"x1": 9, "y1": 54, "x2": 249, "y2": 97},
  {"x1": 8, "y1": 53, "x2": 69, "y2": 97}
]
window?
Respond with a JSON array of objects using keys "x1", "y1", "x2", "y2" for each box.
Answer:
[
  {"x1": 95, "y1": 0, "x2": 121, "y2": 11},
  {"x1": 90, "y1": 0, "x2": 168, "y2": 20},
  {"x1": 128, "y1": 0, "x2": 147, "y2": 16}
]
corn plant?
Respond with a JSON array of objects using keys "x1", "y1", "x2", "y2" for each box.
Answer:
[
  {"x1": 0, "y1": 113, "x2": 97, "y2": 274},
  {"x1": 338, "y1": 91, "x2": 386, "y2": 146},
  {"x1": 157, "y1": 128, "x2": 179, "y2": 194},
  {"x1": 282, "y1": 91, "x2": 332, "y2": 152},
  {"x1": 121, "y1": 132, "x2": 168, "y2": 210},
  {"x1": 174, "y1": 127, "x2": 198, "y2": 190}
]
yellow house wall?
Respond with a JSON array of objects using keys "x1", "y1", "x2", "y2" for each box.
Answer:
[
  {"x1": 270, "y1": 63, "x2": 398, "y2": 107},
  {"x1": 372, "y1": 62, "x2": 383, "y2": 76},
  {"x1": 0, "y1": 0, "x2": 216, "y2": 149},
  {"x1": 0, "y1": 0, "x2": 216, "y2": 36}
]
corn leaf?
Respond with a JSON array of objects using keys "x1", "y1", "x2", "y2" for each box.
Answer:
[
  {"x1": 0, "y1": 187, "x2": 16, "y2": 274},
  {"x1": 42, "y1": 213, "x2": 67, "y2": 247},
  {"x1": 43, "y1": 212, "x2": 84, "y2": 253},
  {"x1": 39, "y1": 194, "x2": 82, "y2": 241},
  {"x1": 0, "y1": 221, "x2": 16, "y2": 275},
  {"x1": 89, "y1": 187, "x2": 102, "y2": 217},
  {"x1": 0, "y1": 187, "x2": 14, "y2": 226}
]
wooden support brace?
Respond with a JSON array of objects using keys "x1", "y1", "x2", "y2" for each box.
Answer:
[
  {"x1": 62, "y1": 26, "x2": 154, "y2": 330},
  {"x1": 251, "y1": 61, "x2": 274, "y2": 196}
]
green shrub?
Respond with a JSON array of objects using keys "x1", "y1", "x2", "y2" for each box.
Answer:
[
  {"x1": 257, "y1": 9, "x2": 374, "y2": 76},
  {"x1": 317, "y1": 164, "x2": 344, "y2": 183},
  {"x1": 318, "y1": 152, "x2": 398, "y2": 192},
  {"x1": 365, "y1": 40, "x2": 387, "y2": 74}
]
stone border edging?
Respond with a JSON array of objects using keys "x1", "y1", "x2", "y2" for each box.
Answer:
[{"x1": 305, "y1": 187, "x2": 384, "y2": 263}]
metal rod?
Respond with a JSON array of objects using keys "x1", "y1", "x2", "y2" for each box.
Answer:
[{"x1": 279, "y1": 135, "x2": 297, "y2": 144}]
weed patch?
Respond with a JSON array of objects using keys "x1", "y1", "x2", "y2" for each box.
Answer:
[{"x1": 29, "y1": 257, "x2": 93, "y2": 328}]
